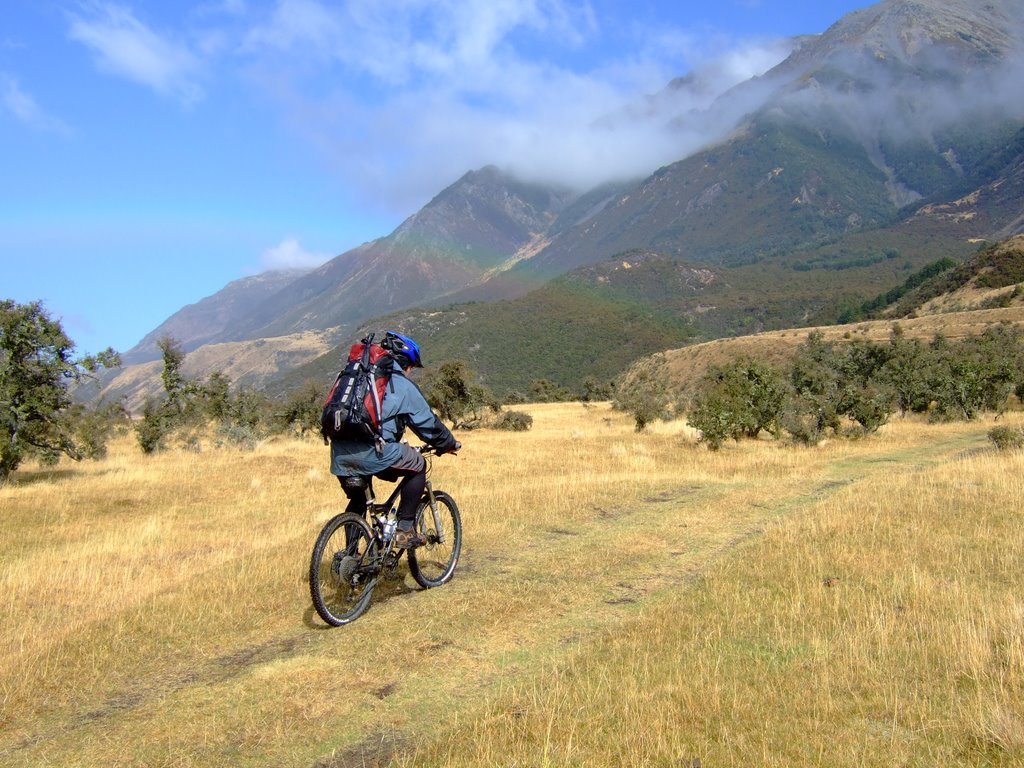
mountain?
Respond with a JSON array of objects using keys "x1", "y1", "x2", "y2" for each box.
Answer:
[
  {"x1": 121, "y1": 167, "x2": 574, "y2": 364},
  {"x1": 107, "y1": 0, "x2": 1024, "y2": 404},
  {"x1": 484, "y1": 0, "x2": 1024, "y2": 283},
  {"x1": 124, "y1": 269, "x2": 310, "y2": 364}
]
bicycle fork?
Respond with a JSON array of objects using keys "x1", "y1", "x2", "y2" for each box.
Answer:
[{"x1": 423, "y1": 482, "x2": 447, "y2": 544}]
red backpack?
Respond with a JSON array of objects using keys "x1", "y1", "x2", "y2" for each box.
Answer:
[{"x1": 320, "y1": 334, "x2": 395, "y2": 449}]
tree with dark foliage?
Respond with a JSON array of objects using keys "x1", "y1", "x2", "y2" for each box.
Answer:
[{"x1": 1, "y1": 299, "x2": 119, "y2": 480}]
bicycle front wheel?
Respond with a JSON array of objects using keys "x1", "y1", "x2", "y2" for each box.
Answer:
[
  {"x1": 409, "y1": 491, "x2": 462, "y2": 588},
  {"x1": 310, "y1": 512, "x2": 379, "y2": 626}
]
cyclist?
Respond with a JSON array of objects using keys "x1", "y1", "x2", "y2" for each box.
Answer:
[{"x1": 329, "y1": 331, "x2": 459, "y2": 549}]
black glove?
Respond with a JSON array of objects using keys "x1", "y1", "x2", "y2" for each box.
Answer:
[{"x1": 437, "y1": 440, "x2": 461, "y2": 455}]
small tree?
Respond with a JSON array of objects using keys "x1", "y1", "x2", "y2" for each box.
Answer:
[
  {"x1": 228, "y1": 385, "x2": 268, "y2": 431},
  {"x1": 135, "y1": 336, "x2": 214, "y2": 451},
  {"x1": 581, "y1": 377, "x2": 614, "y2": 402},
  {"x1": 157, "y1": 336, "x2": 188, "y2": 418},
  {"x1": 687, "y1": 358, "x2": 787, "y2": 449},
  {"x1": 878, "y1": 325, "x2": 932, "y2": 416},
  {"x1": 276, "y1": 379, "x2": 324, "y2": 437},
  {"x1": 788, "y1": 331, "x2": 843, "y2": 437},
  {"x1": 529, "y1": 378, "x2": 572, "y2": 403},
  {"x1": 71, "y1": 398, "x2": 130, "y2": 460},
  {"x1": 925, "y1": 334, "x2": 1001, "y2": 422},
  {"x1": 135, "y1": 397, "x2": 168, "y2": 455},
  {"x1": 423, "y1": 360, "x2": 498, "y2": 428},
  {"x1": 0, "y1": 300, "x2": 119, "y2": 479},
  {"x1": 200, "y1": 371, "x2": 232, "y2": 422},
  {"x1": 613, "y1": 354, "x2": 674, "y2": 432}
]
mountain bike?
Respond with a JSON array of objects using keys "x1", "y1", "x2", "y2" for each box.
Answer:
[{"x1": 309, "y1": 445, "x2": 462, "y2": 626}]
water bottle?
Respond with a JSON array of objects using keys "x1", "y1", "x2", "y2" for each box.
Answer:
[{"x1": 382, "y1": 512, "x2": 397, "y2": 543}]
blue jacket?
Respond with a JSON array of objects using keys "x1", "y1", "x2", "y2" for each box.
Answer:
[{"x1": 329, "y1": 361, "x2": 456, "y2": 477}]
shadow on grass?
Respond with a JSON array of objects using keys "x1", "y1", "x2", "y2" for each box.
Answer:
[
  {"x1": 303, "y1": 572, "x2": 420, "y2": 629},
  {"x1": 8, "y1": 468, "x2": 80, "y2": 486}
]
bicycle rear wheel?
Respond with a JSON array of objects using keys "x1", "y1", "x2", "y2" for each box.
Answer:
[
  {"x1": 409, "y1": 491, "x2": 462, "y2": 588},
  {"x1": 310, "y1": 512, "x2": 379, "y2": 626}
]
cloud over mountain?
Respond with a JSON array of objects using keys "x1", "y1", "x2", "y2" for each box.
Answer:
[
  {"x1": 258, "y1": 238, "x2": 330, "y2": 271},
  {"x1": 239, "y1": 0, "x2": 796, "y2": 212}
]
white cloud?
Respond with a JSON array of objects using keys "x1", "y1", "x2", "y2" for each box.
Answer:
[
  {"x1": 239, "y1": 0, "x2": 793, "y2": 212},
  {"x1": 68, "y1": 3, "x2": 203, "y2": 105},
  {"x1": 259, "y1": 238, "x2": 330, "y2": 271},
  {"x1": 244, "y1": 0, "x2": 593, "y2": 86},
  {"x1": 0, "y1": 72, "x2": 71, "y2": 135}
]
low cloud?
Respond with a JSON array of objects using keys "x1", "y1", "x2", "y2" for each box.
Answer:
[
  {"x1": 240, "y1": 0, "x2": 792, "y2": 213},
  {"x1": 259, "y1": 238, "x2": 330, "y2": 271},
  {"x1": 0, "y1": 72, "x2": 71, "y2": 135},
  {"x1": 68, "y1": 3, "x2": 203, "y2": 105}
]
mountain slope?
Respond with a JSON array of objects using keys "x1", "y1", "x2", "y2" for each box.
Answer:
[
  {"x1": 265, "y1": 259, "x2": 701, "y2": 399},
  {"x1": 122, "y1": 166, "x2": 574, "y2": 361},
  {"x1": 233, "y1": 167, "x2": 575, "y2": 342},
  {"x1": 494, "y1": 0, "x2": 1024, "y2": 286},
  {"x1": 124, "y1": 269, "x2": 311, "y2": 364}
]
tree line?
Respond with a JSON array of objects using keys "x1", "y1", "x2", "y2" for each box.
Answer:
[
  {"x1": 615, "y1": 323, "x2": 1024, "y2": 449},
  {"x1": 5, "y1": 296, "x2": 1022, "y2": 483}
]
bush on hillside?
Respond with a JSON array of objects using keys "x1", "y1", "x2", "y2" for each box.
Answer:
[{"x1": 680, "y1": 322, "x2": 1024, "y2": 449}]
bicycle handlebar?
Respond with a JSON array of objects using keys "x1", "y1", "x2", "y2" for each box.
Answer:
[{"x1": 418, "y1": 441, "x2": 461, "y2": 456}]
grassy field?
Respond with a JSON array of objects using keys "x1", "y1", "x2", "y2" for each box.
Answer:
[{"x1": 1, "y1": 402, "x2": 1022, "y2": 767}]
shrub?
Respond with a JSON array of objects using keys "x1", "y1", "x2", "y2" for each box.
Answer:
[
  {"x1": 73, "y1": 401, "x2": 128, "y2": 460},
  {"x1": 215, "y1": 423, "x2": 260, "y2": 450},
  {"x1": 613, "y1": 353, "x2": 674, "y2": 432},
  {"x1": 494, "y1": 411, "x2": 533, "y2": 432},
  {"x1": 988, "y1": 425, "x2": 1024, "y2": 451},
  {"x1": 779, "y1": 395, "x2": 828, "y2": 446},
  {"x1": 135, "y1": 399, "x2": 171, "y2": 455},
  {"x1": 687, "y1": 358, "x2": 787, "y2": 449}
]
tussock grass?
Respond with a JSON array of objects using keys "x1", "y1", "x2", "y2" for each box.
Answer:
[{"x1": 1, "y1": 404, "x2": 1021, "y2": 766}]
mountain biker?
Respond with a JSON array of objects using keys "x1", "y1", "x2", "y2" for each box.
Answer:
[{"x1": 329, "y1": 331, "x2": 460, "y2": 549}]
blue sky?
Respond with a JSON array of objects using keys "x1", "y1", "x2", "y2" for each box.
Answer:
[{"x1": 2, "y1": 0, "x2": 870, "y2": 355}]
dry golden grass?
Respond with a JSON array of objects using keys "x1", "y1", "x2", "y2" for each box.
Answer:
[{"x1": 1, "y1": 404, "x2": 1022, "y2": 766}]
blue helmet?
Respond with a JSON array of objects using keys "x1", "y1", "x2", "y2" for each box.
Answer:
[{"x1": 383, "y1": 330, "x2": 423, "y2": 368}]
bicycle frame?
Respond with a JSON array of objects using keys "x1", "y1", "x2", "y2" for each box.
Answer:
[{"x1": 360, "y1": 451, "x2": 447, "y2": 546}]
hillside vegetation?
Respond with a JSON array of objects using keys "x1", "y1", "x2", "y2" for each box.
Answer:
[
  {"x1": 2, "y1": 403, "x2": 1022, "y2": 765},
  {"x1": 650, "y1": 304, "x2": 1024, "y2": 399}
]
